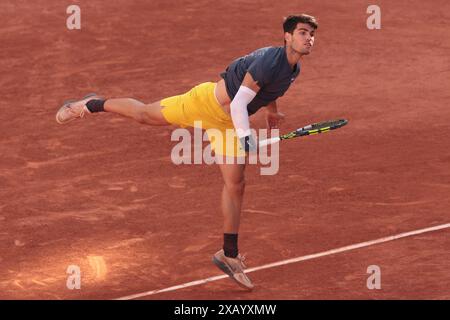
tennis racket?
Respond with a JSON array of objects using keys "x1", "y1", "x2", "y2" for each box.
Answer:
[{"x1": 259, "y1": 119, "x2": 348, "y2": 147}]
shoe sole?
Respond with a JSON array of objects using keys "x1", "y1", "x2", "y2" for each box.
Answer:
[
  {"x1": 212, "y1": 256, "x2": 254, "y2": 290},
  {"x1": 55, "y1": 93, "x2": 98, "y2": 124}
]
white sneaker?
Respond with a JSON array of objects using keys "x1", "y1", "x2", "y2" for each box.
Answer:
[
  {"x1": 212, "y1": 249, "x2": 254, "y2": 290},
  {"x1": 56, "y1": 93, "x2": 99, "y2": 124}
]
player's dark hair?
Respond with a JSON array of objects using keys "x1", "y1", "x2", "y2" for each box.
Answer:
[{"x1": 283, "y1": 14, "x2": 318, "y2": 34}]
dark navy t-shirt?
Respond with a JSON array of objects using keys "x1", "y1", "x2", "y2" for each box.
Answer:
[{"x1": 220, "y1": 46, "x2": 300, "y2": 115}]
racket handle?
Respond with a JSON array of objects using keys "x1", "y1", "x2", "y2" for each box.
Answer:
[{"x1": 258, "y1": 137, "x2": 281, "y2": 147}]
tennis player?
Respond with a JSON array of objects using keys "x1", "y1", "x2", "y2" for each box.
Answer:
[{"x1": 56, "y1": 14, "x2": 318, "y2": 290}]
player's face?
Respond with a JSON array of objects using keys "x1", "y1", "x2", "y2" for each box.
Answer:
[{"x1": 286, "y1": 23, "x2": 315, "y2": 55}]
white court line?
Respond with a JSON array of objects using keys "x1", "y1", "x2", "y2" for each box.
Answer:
[{"x1": 115, "y1": 222, "x2": 450, "y2": 300}]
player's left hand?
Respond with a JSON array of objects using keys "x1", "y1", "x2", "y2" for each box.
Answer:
[{"x1": 265, "y1": 111, "x2": 285, "y2": 131}]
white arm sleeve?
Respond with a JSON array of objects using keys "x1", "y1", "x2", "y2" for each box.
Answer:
[{"x1": 230, "y1": 85, "x2": 257, "y2": 138}]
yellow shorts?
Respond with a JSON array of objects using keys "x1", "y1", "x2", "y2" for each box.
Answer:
[{"x1": 161, "y1": 82, "x2": 245, "y2": 157}]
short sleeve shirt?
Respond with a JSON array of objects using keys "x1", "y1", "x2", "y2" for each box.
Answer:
[{"x1": 220, "y1": 46, "x2": 300, "y2": 115}]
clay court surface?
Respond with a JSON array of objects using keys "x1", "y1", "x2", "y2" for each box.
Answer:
[{"x1": 1, "y1": 0, "x2": 449, "y2": 300}]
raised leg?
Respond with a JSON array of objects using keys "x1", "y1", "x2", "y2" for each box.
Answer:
[{"x1": 104, "y1": 99, "x2": 170, "y2": 126}]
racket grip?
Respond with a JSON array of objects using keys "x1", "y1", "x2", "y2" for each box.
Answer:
[{"x1": 258, "y1": 137, "x2": 281, "y2": 147}]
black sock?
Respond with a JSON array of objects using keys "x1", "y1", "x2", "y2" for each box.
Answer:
[
  {"x1": 86, "y1": 99, "x2": 106, "y2": 113},
  {"x1": 223, "y1": 233, "x2": 238, "y2": 258}
]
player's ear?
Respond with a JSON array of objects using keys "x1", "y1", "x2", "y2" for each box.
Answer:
[{"x1": 284, "y1": 32, "x2": 292, "y2": 44}]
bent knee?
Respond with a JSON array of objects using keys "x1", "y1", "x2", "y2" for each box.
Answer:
[
  {"x1": 140, "y1": 102, "x2": 170, "y2": 126},
  {"x1": 225, "y1": 179, "x2": 246, "y2": 195}
]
